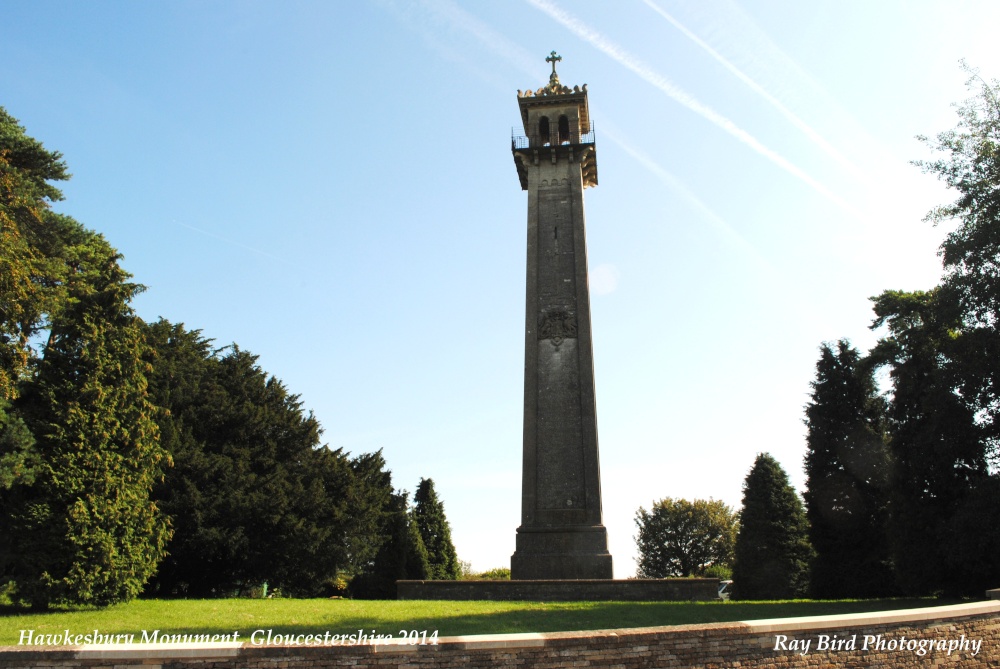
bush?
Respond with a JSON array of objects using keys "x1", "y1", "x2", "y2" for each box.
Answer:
[{"x1": 474, "y1": 567, "x2": 511, "y2": 580}]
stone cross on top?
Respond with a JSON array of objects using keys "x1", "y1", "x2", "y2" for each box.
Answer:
[{"x1": 546, "y1": 51, "x2": 562, "y2": 87}]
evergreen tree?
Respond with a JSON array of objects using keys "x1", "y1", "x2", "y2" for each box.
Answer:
[
  {"x1": 349, "y1": 490, "x2": 430, "y2": 599},
  {"x1": 0, "y1": 107, "x2": 70, "y2": 401},
  {"x1": 143, "y1": 319, "x2": 381, "y2": 597},
  {"x1": 803, "y1": 340, "x2": 894, "y2": 598},
  {"x1": 412, "y1": 478, "x2": 460, "y2": 580},
  {"x1": 405, "y1": 506, "x2": 432, "y2": 582},
  {"x1": 0, "y1": 398, "x2": 38, "y2": 581},
  {"x1": 869, "y1": 289, "x2": 987, "y2": 595},
  {"x1": 733, "y1": 454, "x2": 813, "y2": 600},
  {"x1": 2, "y1": 233, "x2": 170, "y2": 608},
  {"x1": 634, "y1": 497, "x2": 737, "y2": 578}
]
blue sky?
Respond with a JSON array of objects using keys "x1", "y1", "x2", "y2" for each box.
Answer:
[{"x1": 3, "y1": 1, "x2": 999, "y2": 576}]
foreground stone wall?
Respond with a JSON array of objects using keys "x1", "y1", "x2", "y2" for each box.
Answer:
[{"x1": 1, "y1": 600, "x2": 997, "y2": 668}]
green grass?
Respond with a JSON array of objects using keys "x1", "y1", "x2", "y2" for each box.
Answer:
[{"x1": 0, "y1": 597, "x2": 963, "y2": 645}]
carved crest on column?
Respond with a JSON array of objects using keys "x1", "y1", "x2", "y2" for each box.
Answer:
[{"x1": 538, "y1": 308, "x2": 578, "y2": 346}]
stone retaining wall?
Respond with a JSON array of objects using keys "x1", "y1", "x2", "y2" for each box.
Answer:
[
  {"x1": 1, "y1": 600, "x2": 998, "y2": 668},
  {"x1": 396, "y1": 578, "x2": 719, "y2": 601}
]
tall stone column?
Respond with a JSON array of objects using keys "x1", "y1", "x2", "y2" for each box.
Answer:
[{"x1": 510, "y1": 54, "x2": 613, "y2": 580}]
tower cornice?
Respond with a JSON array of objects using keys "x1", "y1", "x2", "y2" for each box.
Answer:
[{"x1": 512, "y1": 144, "x2": 598, "y2": 191}]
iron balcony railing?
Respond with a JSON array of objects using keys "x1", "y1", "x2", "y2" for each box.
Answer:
[{"x1": 511, "y1": 124, "x2": 596, "y2": 150}]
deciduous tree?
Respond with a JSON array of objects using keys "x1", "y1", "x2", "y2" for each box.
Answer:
[
  {"x1": 917, "y1": 65, "x2": 1000, "y2": 451},
  {"x1": 634, "y1": 497, "x2": 737, "y2": 578}
]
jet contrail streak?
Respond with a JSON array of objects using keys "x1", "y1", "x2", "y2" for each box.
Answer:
[
  {"x1": 640, "y1": 0, "x2": 861, "y2": 179},
  {"x1": 525, "y1": 0, "x2": 860, "y2": 217}
]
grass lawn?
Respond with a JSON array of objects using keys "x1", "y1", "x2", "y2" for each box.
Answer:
[{"x1": 0, "y1": 597, "x2": 962, "y2": 646}]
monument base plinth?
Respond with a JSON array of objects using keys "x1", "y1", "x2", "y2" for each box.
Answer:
[
  {"x1": 396, "y1": 578, "x2": 720, "y2": 601},
  {"x1": 510, "y1": 524, "x2": 613, "y2": 580}
]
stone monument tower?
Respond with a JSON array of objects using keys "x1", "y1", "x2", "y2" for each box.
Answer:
[{"x1": 510, "y1": 53, "x2": 613, "y2": 580}]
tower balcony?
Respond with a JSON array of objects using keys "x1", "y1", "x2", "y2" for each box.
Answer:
[
  {"x1": 511, "y1": 125, "x2": 595, "y2": 150},
  {"x1": 511, "y1": 125, "x2": 598, "y2": 191}
]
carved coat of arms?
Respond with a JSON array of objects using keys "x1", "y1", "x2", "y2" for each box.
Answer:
[{"x1": 538, "y1": 309, "x2": 578, "y2": 346}]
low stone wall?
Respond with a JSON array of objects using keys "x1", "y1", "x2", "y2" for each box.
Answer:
[
  {"x1": 1, "y1": 600, "x2": 998, "y2": 668},
  {"x1": 396, "y1": 578, "x2": 719, "y2": 601}
]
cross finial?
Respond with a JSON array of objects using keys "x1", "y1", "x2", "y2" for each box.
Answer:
[{"x1": 546, "y1": 51, "x2": 562, "y2": 87}]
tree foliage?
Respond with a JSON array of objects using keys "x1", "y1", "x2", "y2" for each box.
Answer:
[
  {"x1": 412, "y1": 478, "x2": 460, "y2": 580},
  {"x1": 1, "y1": 232, "x2": 170, "y2": 608},
  {"x1": 868, "y1": 289, "x2": 989, "y2": 595},
  {"x1": 142, "y1": 320, "x2": 389, "y2": 597},
  {"x1": 803, "y1": 340, "x2": 894, "y2": 598},
  {"x1": 799, "y1": 65, "x2": 1000, "y2": 598},
  {"x1": 0, "y1": 107, "x2": 70, "y2": 401},
  {"x1": 916, "y1": 63, "x2": 1000, "y2": 455},
  {"x1": 733, "y1": 454, "x2": 812, "y2": 600},
  {"x1": 349, "y1": 490, "x2": 430, "y2": 599},
  {"x1": 634, "y1": 497, "x2": 737, "y2": 578}
]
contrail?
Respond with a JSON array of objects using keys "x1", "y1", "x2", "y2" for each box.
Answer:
[
  {"x1": 173, "y1": 221, "x2": 284, "y2": 262},
  {"x1": 524, "y1": 0, "x2": 860, "y2": 217},
  {"x1": 419, "y1": 0, "x2": 539, "y2": 79},
  {"x1": 600, "y1": 123, "x2": 776, "y2": 276},
  {"x1": 640, "y1": 0, "x2": 862, "y2": 179},
  {"x1": 372, "y1": 0, "x2": 539, "y2": 87}
]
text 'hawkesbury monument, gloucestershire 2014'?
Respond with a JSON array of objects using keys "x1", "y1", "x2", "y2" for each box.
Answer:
[{"x1": 397, "y1": 54, "x2": 717, "y2": 600}]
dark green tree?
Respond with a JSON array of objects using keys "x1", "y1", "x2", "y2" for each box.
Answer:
[
  {"x1": 634, "y1": 497, "x2": 737, "y2": 578},
  {"x1": 803, "y1": 340, "x2": 894, "y2": 598},
  {"x1": 0, "y1": 107, "x2": 70, "y2": 401},
  {"x1": 412, "y1": 478, "x2": 460, "y2": 580},
  {"x1": 142, "y1": 320, "x2": 379, "y2": 597},
  {"x1": 349, "y1": 490, "x2": 430, "y2": 599},
  {"x1": 869, "y1": 289, "x2": 988, "y2": 595},
  {"x1": 2, "y1": 232, "x2": 171, "y2": 608},
  {"x1": 344, "y1": 450, "x2": 398, "y2": 575},
  {"x1": 0, "y1": 399, "x2": 38, "y2": 582},
  {"x1": 733, "y1": 454, "x2": 813, "y2": 600}
]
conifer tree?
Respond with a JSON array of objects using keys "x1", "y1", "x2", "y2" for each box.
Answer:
[
  {"x1": 349, "y1": 491, "x2": 429, "y2": 598},
  {"x1": 0, "y1": 107, "x2": 70, "y2": 401},
  {"x1": 143, "y1": 320, "x2": 385, "y2": 597},
  {"x1": 3, "y1": 233, "x2": 170, "y2": 608},
  {"x1": 869, "y1": 289, "x2": 987, "y2": 595},
  {"x1": 413, "y1": 478, "x2": 460, "y2": 580},
  {"x1": 733, "y1": 453, "x2": 813, "y2": 600},
  {"x1": 804, "y1": 340, "x2": 894, "y2": 598}
]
